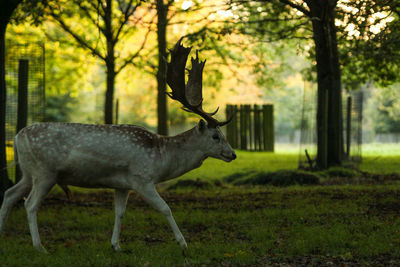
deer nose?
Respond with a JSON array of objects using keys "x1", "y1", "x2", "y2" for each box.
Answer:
[{"x1": 232, "y1": 152, "x2": 237, "y2": 160}]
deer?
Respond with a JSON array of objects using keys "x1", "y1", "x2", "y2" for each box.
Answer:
[{"x1": 0, "y1": 38, "x2": 236, "y2": 253}]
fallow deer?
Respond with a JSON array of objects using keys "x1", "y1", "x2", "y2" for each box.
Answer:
[{"x1": 0, "y1": 38, "x2": 236, "y2": 253}]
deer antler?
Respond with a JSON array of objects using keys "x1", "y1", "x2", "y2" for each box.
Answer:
[{"x1": 166, "y1": 38, "x2": 232, "y2": 128}]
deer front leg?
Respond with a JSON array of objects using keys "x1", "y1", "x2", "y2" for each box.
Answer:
[
  {"x1": 139, "y1": 183, "x2": 187, "y2": 248},
  {"x1": 111, "y1": 189, "x2": 129, "y2": 251},
  {"x1": 24, "y1": 177, "x2": 55, "y2": 253}
]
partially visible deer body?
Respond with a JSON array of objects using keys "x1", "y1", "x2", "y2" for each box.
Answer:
[{"x1": 0, "y1": 38, "x2": 236, "y2": 253}]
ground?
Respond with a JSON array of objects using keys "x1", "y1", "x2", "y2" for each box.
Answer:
[{"x1": 1, "y1": 144, "x2": 400, "y2": 266}]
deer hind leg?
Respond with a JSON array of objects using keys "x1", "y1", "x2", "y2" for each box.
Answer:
[
  {"x1": 111, "y1": 189, "x2": 130, "y2": 251},
  {"x1": 0, "y1": 174, "x2": 32, "y2": 236},
  {"x1": 138, "y1": 183, "x2": 187, "y2": 248},
  {"x1": 24, "y1": 175, "x2": 56, "y2": 253}
]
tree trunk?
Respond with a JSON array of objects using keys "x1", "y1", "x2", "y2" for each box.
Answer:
[
  {"x1": 156, "y1": 0, "x2": 168, "y2": 135},
  {"x1": 326, "y1": 9, "x2": 343, "y2": 166},
  {"x1": 0, "y1": 0, "x2": 22, "y2": 202},
  {"x1": 104, "y1": 0, "x2": 115, "y2": 125},
  {"x1": 309, "y1": 0, "x2": 342, "y2": 168},
  {"x1": 105, "y1": 59, "x2": 115, "y2": 124}
]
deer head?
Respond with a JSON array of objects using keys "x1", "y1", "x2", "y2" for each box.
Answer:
[{"x1": 167, "y1": 38, "x2": 236, "y2": 162}]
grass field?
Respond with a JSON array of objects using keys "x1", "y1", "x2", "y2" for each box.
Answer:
[
  {"x1": 1, "y1": 144, "x2": 400, "y2": 266},
  {"x1": 1, "y1": 186, "x2": 400, "y2": 266}
]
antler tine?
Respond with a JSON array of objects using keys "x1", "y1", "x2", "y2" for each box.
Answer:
[
  {"x1": 186, "y1": 49, "x2": 223, "y2": 127},
  {"x1": 217, "y1": 112, "x2": 235, "y2": 127},
  {"x1": 186, "y1": 50, "x2": 205, "y2": 107},
  {"x1": 167, "y1": 37, "x2": 232, "y2": 128},
  {"x1": 166, "y1": 37, "x2": 191, "y2": 102}
]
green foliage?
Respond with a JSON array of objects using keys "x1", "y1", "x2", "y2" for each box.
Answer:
[
  {"x1": 44, "y1": 93, "x2": 76, "y2": 122},
  {"x1": 338, "y1": 1, "x2": 400, "y2": 89},
  {"x1": 365, "y1": 84, "x2": 400, "y2": 134}
]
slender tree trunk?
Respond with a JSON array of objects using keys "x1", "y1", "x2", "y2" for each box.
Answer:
[
  {"x1": 156, "y1": 0, "x2": 168, "y2": 135},
  {"x1": 105, "y1": 58, "x2": 115, "y2": 124},
  {"x1": 309, "y1": 0, "x2": 342, "y2": 168},
  {"x1": 104, "y1": 0, "x2": 115, "y2": 124},
  {"x1": 0, "y1": 0, "x2": 22, "y2": 202}
]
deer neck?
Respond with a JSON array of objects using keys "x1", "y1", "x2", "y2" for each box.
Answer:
[{"x1": 158, "y1": 127, "x2": 207, "y2": 182}]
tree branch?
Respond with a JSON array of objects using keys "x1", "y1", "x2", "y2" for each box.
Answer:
[
  {"x1": 113, "y1": 0, "x2": 140, "y2": 44},
  {"x1": 277, "y1": 0, "x2": 310, "y2": 17},
  {"x1": 115, "y1": 21, "x2": 152, "y2": 74},
  {"x1": 73, "y1": 0, "x2": 107, "y2": 35},
  {"x1": 49, "y1": 7, "x2": 106, "y2": 60}
]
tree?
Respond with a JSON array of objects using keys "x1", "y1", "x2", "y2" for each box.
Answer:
[
  {"x1": 144, "y1": 0, "x2": 216, "y2": 134},
  {"x1": 339, "y1": 1, "x2": 400, "y2": 89},
  {"x1": 47, "y1": 0, "x2": 151, "y2": 124},
  {"x1": 229, "y1": 0, "x2": 399, "y2": 168},
  {"x1": 156, "y1": 0, "x2": 169, "y2": 135},
  {"x1": 0, "y1": 0, "x2": 24, "y2": 202}
]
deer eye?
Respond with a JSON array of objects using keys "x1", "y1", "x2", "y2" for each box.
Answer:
[{"x1": 212, "y1": 134, "x2": 220, "y2": 141}]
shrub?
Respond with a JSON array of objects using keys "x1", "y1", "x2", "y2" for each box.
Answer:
[
  {"x1": 324, "y1": 167, "x2": 359, "y2": 178},
  {"x1": 233, "y1": 170, "x2": 320, "y2": 186},
  {"x1": 168, "y1": 178, "x2": 212, "y2": 190}
]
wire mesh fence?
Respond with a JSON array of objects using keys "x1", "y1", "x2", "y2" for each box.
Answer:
[
  {"x1": 299, "y1": 82, "x2": 363, "y2": 169},
  {"x1": 5, "y1": 38, "x2": 45, "y2": 181},
  {"x1": 298, "y1": 81, "x2": 317, "y2": 168}
]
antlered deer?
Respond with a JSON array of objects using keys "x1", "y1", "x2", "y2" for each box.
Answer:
[{"x1": 0, "y1": 38, "x2": 236, "y2": 253}]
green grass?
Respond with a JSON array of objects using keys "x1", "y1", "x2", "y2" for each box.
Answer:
[
  {"x1": 2, "y1": 144, "x2": 400, "y2": 265},
  {"x1": 359, "y1": 143, "x2": 400, "y2": 174},
  {"x1": 176, "y1": 151, "x2": 299, "y2": 182},
  {"x1": 1, "y1": 186, "x2": 400, "y2": 266}
]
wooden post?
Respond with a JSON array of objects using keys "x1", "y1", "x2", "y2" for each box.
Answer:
[
  {"x1": 16, "y1": 59, "x2": 29, "y2": 182},
  {"x1": 247, "y1": 105, "x2": 254, "y2": 150},
  {"x1": 115, "y1": 98, "x2": 119, "y2": 124},
  {"x1": 240, "y1": 105, "x2": 246, "y2": 150},
  {"x1": 232, "y1": 105, "x2": 238, "y2": 148},
  {"x1": 263, "y1": 104, "x2": 274, "y2": 152},
  {"x1": 225, "y1": 104, "x2": 232, "y2": 145},
  {"x1": 346, "y1": 96, "x2": 352, "y2": 158},
  {"x1": 254, "y1": 105, "x2": 260, "y2": 151},
  {"x1": 358, "y1": 92, "x2": 363, "y2": 159},
  {"x1": 244, "y1": 105, "x2": 251, "y2": 150}
]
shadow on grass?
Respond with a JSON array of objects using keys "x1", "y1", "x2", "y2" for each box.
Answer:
[{"x1": 166, "y1": 167, "x2": 400, "y2": 190}]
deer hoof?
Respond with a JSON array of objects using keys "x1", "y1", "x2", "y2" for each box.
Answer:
[
  {"x1": 35, "y1": 244, "x2": 49, "y2": 254},
  {"x1": 178, "y1": 238, "x2": 187, "y2": 249},
  {"x1": 112, "y1": 243, "x2": 121, "y2": 252}
]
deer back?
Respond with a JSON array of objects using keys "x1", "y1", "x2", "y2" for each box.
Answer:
[{"x1": 15, "y1": 123, "x2": 164, "y2": 187}]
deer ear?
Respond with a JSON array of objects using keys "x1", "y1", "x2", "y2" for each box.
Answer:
[{"x1": 198, "y1": 119, "x2": 207, "y2": 132}]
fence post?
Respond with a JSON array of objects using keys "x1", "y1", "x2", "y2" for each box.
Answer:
[
  {"x1": 115, "y1": 98, "x2": 119, "y2": 124},
  {"x1": 16, "y1": 59, "x2": 29, "y2": 182},
  {"x1": 263, "y1": 104, "x2": 274, "y2": 152},
  {"x1": 358, "y1": 92, "x2": 363, "y2": 159},
  {"x1": 232, "y1": 105, "x2": 238, "y2": 148},
  {"x1": 346, "y1": 96, "x2": 352, "y2": 158},
  {"x1": 239, "y1": 105, "x2": 247, "y2": 150},
  {"x1": 243, "y1": 105, "x2": 250, "y2": 150},
  {"x1": 247, "y1": 105, "x2": 254, "y2": 150},
  {"x1": 254, "y1": 105, "x2": 260, "y2": 151},
  {"x1": 226, "y1": 104, "x2": 232, "y2": 145}
]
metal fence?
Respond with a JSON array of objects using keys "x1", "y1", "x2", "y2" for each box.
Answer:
[
  {"x1": 299, "y1": 81, "x2": 363, "y2": 168},
  {"x1": 225, "y1": 104, "x2": 274, "y2": 151},
  {"x1": 5, "y1": 39, "x2": 45, "y2": 181}
]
